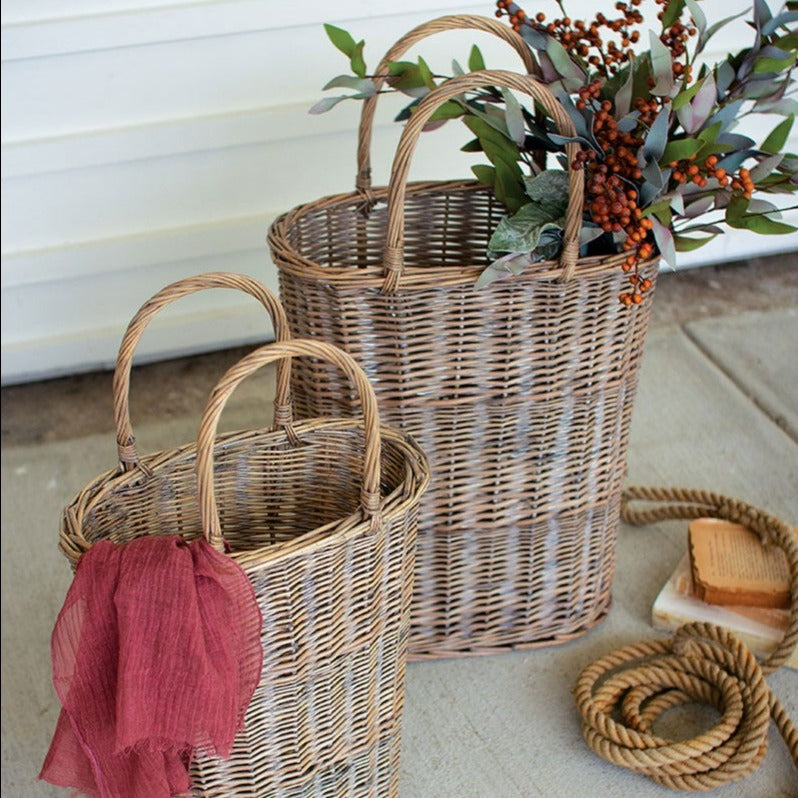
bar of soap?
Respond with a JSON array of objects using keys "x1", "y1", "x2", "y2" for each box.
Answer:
[{"x1": 688, "y1": 518, "x2": 791, "y2": 609}]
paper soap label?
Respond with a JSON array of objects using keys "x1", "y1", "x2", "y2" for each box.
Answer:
[{"x1": 688, "y1": 518, "x2": 791, "y2": 608}]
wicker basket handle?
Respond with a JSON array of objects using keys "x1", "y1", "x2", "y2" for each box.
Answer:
[
  {"x1": 197, "y1": 339, "x2": 383, "y2": 551},
  {"x1": 382, "y1": 69, "x2": 582, "y2": 293},
  {"x1": 356, "y1": 14, "x2": 539, "y2": 193},
  {"x1": 113, "y1": 272, "x2": 293, "y2": 471}
]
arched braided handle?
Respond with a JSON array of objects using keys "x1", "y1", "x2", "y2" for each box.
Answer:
[
  {"x1": 382, "y1": 69, "x2": 582, "y2": 293},
  {"x1": 573, "y1": 486, "x2": 798, "y2": 790},
  {"x1": 621, "y1": 485, "x2": 798, "y2": 674},
  {"x1": 356, "y1": 14, "x2": 539, "y2": 194},
  {"x1": 113, "y1": 273, "x2": 293, "y2": 471},
  {"x1": 197, "y1": 339, "x2": 382, "y2": 552}
]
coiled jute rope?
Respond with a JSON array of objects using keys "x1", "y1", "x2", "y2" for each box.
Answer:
[{"x1": 574, "y1": 486, "x2": 798, "y2": 791}]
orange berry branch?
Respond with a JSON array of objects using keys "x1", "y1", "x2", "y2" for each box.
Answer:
[
  {"x1": 492, "y1": 0, "x2": 797, "y2": 304},
  {"x1": 315, "y1": 2, "x2": 798, "y2": 302}
]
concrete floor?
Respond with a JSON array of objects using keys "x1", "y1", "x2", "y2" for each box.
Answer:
[{"x1": 2, "y1": 255, "x2": 797, "y2": 797}]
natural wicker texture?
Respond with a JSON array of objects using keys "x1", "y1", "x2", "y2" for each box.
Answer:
[
  {"x1": 355, "y1": 14, "x2": 540, "y2": 193},
  {"x1": 110, "y1": 271, "x2": 294, "y2": 470},
  {"x1": 59, "y1": 276, "x2": 430, "y2": 796},
  {"x1": 270, "y1": 59, "x2": 658, "y2": 658},
  {"x1": 574, "y1": 487, "x2": 798, "y2": 791}
]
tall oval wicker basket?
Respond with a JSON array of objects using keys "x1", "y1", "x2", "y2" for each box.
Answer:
[
  {"x1": 59, "y1": 275, "x2": 430, "y2": 796},
  {"x1": 269, "y1": 53, "x2": 658, "y2": 659}
]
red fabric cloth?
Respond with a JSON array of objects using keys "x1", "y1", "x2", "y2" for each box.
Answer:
[{"x1": 40, "y1": 535, "x2": 262, "y2": 798}]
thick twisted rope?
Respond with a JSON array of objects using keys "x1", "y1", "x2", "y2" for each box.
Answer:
[{"x1": 574, "y1": 486, "x2": 798, "y2": 791}]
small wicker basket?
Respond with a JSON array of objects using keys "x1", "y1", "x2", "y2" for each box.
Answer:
[
  {"x1": 269, "y1": 34, "x2": 658, "y2": 659},
  {"x1": 59, "y1": 274, "x2": 430, "y2": 796}
]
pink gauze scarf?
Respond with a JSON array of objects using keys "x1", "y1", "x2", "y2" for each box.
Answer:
[{"x1": 40, "y1": 535, "x2": 263, "y2": 798}]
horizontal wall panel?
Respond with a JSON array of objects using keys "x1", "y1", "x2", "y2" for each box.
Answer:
[
  {"x1": 1, "y1": 2, "x2": 487, "y2": 60},
  {"x1": 1, "y1": 252, "x2": 281, "y2": 385},
  {"x1": 1, "y1": 116, "x2": 487, "y2": 254},
  {"x1": 2, "y1": 0, "x2": 792, "y2": 384}
]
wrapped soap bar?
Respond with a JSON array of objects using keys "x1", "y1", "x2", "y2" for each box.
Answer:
[{"x1": 688, "y1": 518, "x2": 791, "y2": 609}]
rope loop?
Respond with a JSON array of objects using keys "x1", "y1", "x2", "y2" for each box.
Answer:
[{"x1": 576, "y1": 486, "x2": 798, "y2": 790}]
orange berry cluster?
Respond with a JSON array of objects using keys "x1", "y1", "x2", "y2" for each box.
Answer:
[
  {"x1": 668, "y1": 155, "x2": 752, "y2": 197},
  {"x1": 490, "y1": 2, "x2": 754, "y2": 306},
  {"x1": 655, "y1": 0, "x2": 697, "y2": 65},
  {"x1": 495, "y1": 1, "x2": 646, "y2": 75},
  {"x1": 570, "y1": 82, "x2": 661, "y2": 303}
]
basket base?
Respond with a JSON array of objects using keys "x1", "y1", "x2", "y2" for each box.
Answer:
[{"x1": 406, "y1": 600, "x2": 611, "y2": 661}]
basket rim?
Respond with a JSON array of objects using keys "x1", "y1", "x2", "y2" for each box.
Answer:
[
  {"x1": 59, "y1": 418, "x2": 430, "y2": 573},
  {"x1": 268, "y1": 179, "x2": 660, "y2": 289}
]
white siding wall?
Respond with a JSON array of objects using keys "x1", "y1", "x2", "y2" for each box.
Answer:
[{"x1": 2, "y1": 0, "x2": 796, "y2": 384}]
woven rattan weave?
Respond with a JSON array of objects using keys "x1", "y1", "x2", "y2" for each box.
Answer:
[
  {"x1": 59, "y1": 274, "x2": 430, "y2": 797},
  {"x1": 269, "y1": 45, "x2": 658, "y2": 658}
]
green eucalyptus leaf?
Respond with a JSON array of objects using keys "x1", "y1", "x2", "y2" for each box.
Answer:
[
  {"x1": 755, "y1": 97, "x2": 798, "y2": 116},
  {"x1": 548, "y1": 133, "x2": 595, "y2": 148},
  {"x1": 684, "y1": 196, "x2": 715, "y2": 218},
  {"x1": 643, "y1": 159, "x2": 667, "y2": 189},
  {"x1": 322, "y1": 75, "x2": 376, "y2": 94},
  {"x1": 716, "y1": 132, "x2": 755, "y2": 150},
  {"x1": 468, "y1": 44, "x2": 486, "y2": 72},
  {"x1": 502, "y1": 89, "x2": 526, "y2": 146},
  {"x1": 488, "y1": 201, "x2": 565, "y2": 255},
  {"x1": 684, "y1": 0, "x2": 706, "y2": 35},
  {"x1": 774, "y1": 31, "x2": 798, "y2": 50},
  {"x1": 617, "y1": 112, "x2": 641, "y2": 133},
  {"x1": 677, "y1": 73, "x2": 716, "y2": 134},
  {"x1": 461, "y1": 137, "x2": 483, "y2": 153},
  {"x1": 615, "y1": 64, "x2": 635, "y2": 118},
  {"x1": 387, "y1": 62, "x2": 430, "y2": 97},
  {"x1": 520, "y1": 24, "x2": 548, "y2": 50},
  {"x1": 324, "y1": 24, "x2": 357, "y2": 56},
  {"x1": 417, "y1": 56, "x2": 436, "y2": 90},
  {"x1": 726, "y1": 194, "x2": 798, "y2": 233},
  {"x1": 779, "y1": 154, "x2": 798, "y2": 174},
  {"x1": 753, "y1": 54, "x2": 797, "y2": 75},
  {"x1": 761, "y1": 115, "x2": 795, "y2": 154},
  {"x1": 672, "y1": 78, "x2": 704, "y2": 111},
  {"x1": 309, "y1": 95, "x2": 349, "y2": 114},
  {"x1": 649, "y1": 30, "x2": 674, "y2": 96},
  {"x1": 523, "y1": 170, "x2": 570, "y2": 210},
  {"x1": 662, "y1": 0, "x2": 686, "y2": 29},
  {"x1": 763, "y1": 10, "x2": 798, "y2": 36},
  {"x1": 651, "y1": 216, "x2": 677, "y2": 267},
  {"x1": 350, "y1": 41, "x2": 367, "y2": 78},
  {"x1": 754, "y1": 0, "x2": 773, "y2": 33},
  {"x1": 716, "y1": 150, "x2": 755, "y2": 172},
  {"x1": 428, "y1": 100, "x2": 466, "y2": 122},
  {"x1": 747, "y1": 198, "x2": 783, "y2": 216},
  {"x1": 678, "y1": 223, "x2": 725, "y2": 235},
  {"x1": 669, "y1": 192, "x2": 685, "y2": 216},
  {"x1": 661, "y1": 138, "x2": 703, "y2": 164},
  {"x1": 394, "y1": 99, "x2": 420, "y2": 122},
  {"x1": 642, "y1": 107, "x2": 670, "y2": 164},
  {"x1": 476, "y1": 252, "x2": 532, "y2": 288},
  {"x1": 674, "y1": 233, "x2": 718, "y2": 251},
  {"x1": 464, "y1": 116, "x2": 520, "y2": 167},
  {"x1": 602, "y1": 62, "x2": 631, "y2": 99},
  {"x1": 464, "y1": 102, "x2": 513, "y2": 138},
  {"x1": 545, "y1": 37, "x2": 585, "y2": 85},
  {"x1": 471, "y1": 164, "x2": 497, "y2": 188},
  {"x1": 706, "y1": 100, "x2": 744, "y2": 134},
  {"x1": 715, "y1": 61, "x2": 736, "y2": 96},
  {"x1": 640, "y1": 179, "x2": 665, "y2": 208}
]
